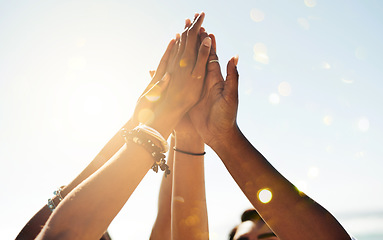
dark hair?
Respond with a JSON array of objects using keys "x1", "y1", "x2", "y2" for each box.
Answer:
[
  {"x1": 240, "y1": 209, "x2": 261, "y2": 222},
  {"x1": 228, "y1": 209, "x2": 263, "y2": 240}
]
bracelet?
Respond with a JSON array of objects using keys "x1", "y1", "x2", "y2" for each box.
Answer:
[
  {"x1": 121, "y1": 127, "x2": 171, "y2": 177},
  {"x1": 173, "y1": 147, "x2": 206, "y2": 156},
  {"x1": 47, "y1": 186, "x2": 65, "y2": 212},
  {"x1": 137, "y1": 123, "x2": 169, "y2": 152}
]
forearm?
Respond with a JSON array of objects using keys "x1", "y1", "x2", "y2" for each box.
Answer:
[
  {"x1": 150, "y1": 136, "x2": 175, "y2": 240},
  {"x1": 211, "y1": 126, "x2": 349, "y2": 240},
  {"x1": 37, "y1": 142, "x2": 155, "y2": 240},
  {"x1": 172, "y1": 133, "x2": 208, "y2": 240},
  {"x1": 16, "y1": 121, "x2": 132, "y2": 239}
]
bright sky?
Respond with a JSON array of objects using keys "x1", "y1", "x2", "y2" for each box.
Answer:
[{"x1": 1, "y1": 0, "x2": 383, "y2": 239}]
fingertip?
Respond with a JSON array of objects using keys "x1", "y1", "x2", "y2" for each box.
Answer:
[
  {"x1": 202, "y1": 37, "x2": 212, "y2": 47},
  {"x1": 234, "y1": 55, "x2": 239, "y2": 66}
]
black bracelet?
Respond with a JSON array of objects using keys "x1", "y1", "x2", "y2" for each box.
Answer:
[
  {"x1": 173, "y1": 147, "x2": 206, "y2": 156},
  {"x1": 121, "y1": 128, "x2": 171, "y2": 177}
]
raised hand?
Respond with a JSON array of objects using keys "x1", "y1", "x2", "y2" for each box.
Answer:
[
  {"x1": 146, "y1": 12, "x2": 212, "y2": 138},
  {"x1": 189, "y1": 33, "x2": 239, "y2": 147}
]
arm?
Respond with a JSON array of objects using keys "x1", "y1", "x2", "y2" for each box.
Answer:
[
  {"x1": 151, "y1": 21, "x2": 210, "y2": 240},
  {"x1": 16, "y1": 34, "x2": 178, "y2": 240},
  {"x1": 172, "y1": 129, "x2": 208, "y2": 240},
  {"x1": 189, "y1": 35, "x2": 350, "y2": 240},
  {"x1": 150, "y1": 136, "x2": 175, "y2": 240},
  {"x1": 36, "y1": 12, "x2": 211, "y2": 239}
]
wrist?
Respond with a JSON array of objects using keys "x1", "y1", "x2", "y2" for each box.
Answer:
[
  {"x1": 148, "y1": 105, "x2": 184, "y2": 139},
  {"x1": 209, "y1": 124, "x2": 242, "y2": 152},
  {"x1": 175, "y1": 133, "x2": 204, "y2": 153}
]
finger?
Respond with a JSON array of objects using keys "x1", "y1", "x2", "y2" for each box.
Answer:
[
  {"x1": 191, "y1": 37, "x2": 211, "y2": 80},
  {"x1": 205, "y1": 34, "x2": 221, "y2": 72},
  {"x1": 183, "y1": 12, "x2": 205, "y2": 60},
  {"x1": 143, "y1": 37, "x2": 176, "y2": 95},
  {"x1": 175, "y1": 17, "x2": 193, "y2": 66},
  {"x1": 224, "y1": 56, "x2": 239, "y2": 101},
  {"x1": 166, "y1": 33, "x2": 181, "y2": 73},
  {"x1": 149, "y1": 70, "x2": 156, "y2": 78},
  {"x1": 154, "y1": 38, "x2": 176, "y2": 78}
]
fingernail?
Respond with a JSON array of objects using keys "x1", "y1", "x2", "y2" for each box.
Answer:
[
  {"x1": 162, "y1": 72, "x2": 170, "y2": 82},
  {"x1": 234, "y1": 55, "x2": 239, "y2": 66},
  {"x1": 203, "y1": 37, "x2": 212, "y2": 47}
]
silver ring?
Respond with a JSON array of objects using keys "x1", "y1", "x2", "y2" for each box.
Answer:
[{"x1": 209, "y1": 59, "x2": 219, "y2": 64}]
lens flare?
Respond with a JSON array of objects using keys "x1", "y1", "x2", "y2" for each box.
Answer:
[
  {"x1": 269, "y1": 93, "x2": 280, "y2": 105},
  {"x1": 278, "y1": 82, "x2": 292, "y2": 96},
  {"x1": 250, "y1": 8, "x2": 265, "y2": 22},
  {"x1": 253, "y1": 43, "x2": 269, "y2": 64},
  {"x1": 321, "y1": 61, "x2": 331, "y2": 69},
  {"x1": 258, "y1": 188, "x2": 272, "y2": 204},
  {"x1": 297, "y1": 17, "x2": 310, "y2": 30},
  {"x1": 358, "y1": 117, "x2": 370, "y2": 132},
  {"x1": 179, "y1": 58, "x2": 188, "y2": 67},
  {"x1": 323, "y1": 115, "x2": 333, "y2": 126},
  {"x1": 304, "y1": 0, "x2": 317, "y2": 7},
  {"x1": 145, "y1": 84, "x2": 162, "y2": 102},
  {"x1": 308, "y1": 167, "x2": 319, "y2": 179}
]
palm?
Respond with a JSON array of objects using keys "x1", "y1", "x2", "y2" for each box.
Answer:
[{"x1": 189, "y1": 60, "x2": 238, "y2": 146}]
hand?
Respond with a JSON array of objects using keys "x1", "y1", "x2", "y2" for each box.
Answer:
[
  {"x1": 124, "y1": 37, "x2": 178, "y2": 131},
  {"x1": 148, "y1": 12, "x2": 212, "y2": 138},
  {"x1": 189, "y1": 33, "x2": 239, "y2": 147}
]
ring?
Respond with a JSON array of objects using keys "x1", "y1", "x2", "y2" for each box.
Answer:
[{"x1": 209, "y1": 59, "x2": 219, "y2": 64}]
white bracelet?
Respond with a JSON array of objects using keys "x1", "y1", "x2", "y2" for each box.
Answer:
[{"x1": 137, "y1": 123, "x2": 169, "y2": 152}]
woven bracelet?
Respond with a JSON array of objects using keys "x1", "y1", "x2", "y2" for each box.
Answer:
[
  {"x1": 173, "y1": 147, "x2": 206, "y2": 156},
  {"x1": 121, "y1": 128, "x2": 170, "y2": 177}
]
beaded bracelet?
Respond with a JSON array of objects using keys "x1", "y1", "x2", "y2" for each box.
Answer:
[
  {"x1": 121, "y1": 127, "x2": 171, "y2": 177},
  {"x1": 137, "y1": 124, "x2": 169, "y2": 152}
]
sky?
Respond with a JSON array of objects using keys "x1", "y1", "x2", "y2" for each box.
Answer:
[{"x1": 1, "y1": 0, "x2": 383, "y2": 239}]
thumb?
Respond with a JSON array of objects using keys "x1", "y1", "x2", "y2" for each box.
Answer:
[
  {"x1": 224, "y1": 55, "x2": 239, "y2": 100},
  {"x1": 149, "y1": 70, "x2": 156, "y2": 78}
]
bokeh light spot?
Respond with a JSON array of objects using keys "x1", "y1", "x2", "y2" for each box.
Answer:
[
  {"x1": 341, "y1": 78, "x2": 354, "y2": 84},
  {"x1": 278, "y1": 82, "x2": 292, "y2": 96},
  {"x1": 323, "y1": 115, "x2": 333, "y2": 126},
  {"x1": 250, "y1": 8, "x2": 265, "y2": 22},
  {"x1": 179, "y1": 58, "x2": 188, "y2": 67},
  {"x1": 321, "y1": 61, "x2": 331, "y2": 69},
  {"x1": 297, "y1": 17, "x2": 310, "y2": 30},
  {"x1": 253, "y1": 43, "x2": 269, "y2": 64},
  {"x1": 258, "y1": 188, "x2": 272, "y2": 204},
  {"x1": 308, "y1": 167, "x2": 319, "y2": 179},
  {"x1": 358, "y1": 117, "x2": 370, "y2": 132},
  {"x1": 269, "y1": 93, "x2": 280, "y2": 105},
  {"x1": 295, "y1": 181, "x2": 308, "y2": 192},
  {"x1": 138, "y1": 108, "x2": 155, "y2": 125},
  {"x1": 304, "y1": 0, "x2": 317, "y2": 7}
]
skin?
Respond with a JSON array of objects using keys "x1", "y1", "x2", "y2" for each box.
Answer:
[
  {"x1": 36, "y1": 12, "x2": 211, "y2": 240},
  {"x1": 16, "y1": 34, "x2": 179, "y2": 240},
  {"x1": 187, "y1": 32, "x2": 350, "y2": 240},
  {"x1": 151, "y1": 17, "x2": 209, "y2": 240}
]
